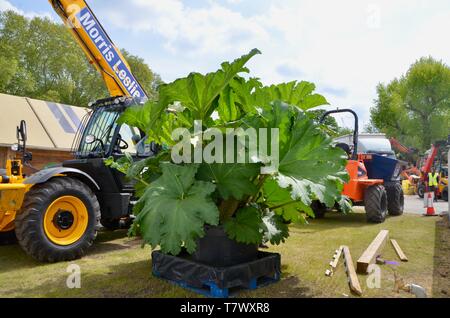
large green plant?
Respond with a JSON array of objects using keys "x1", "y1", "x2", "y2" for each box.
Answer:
[{"x1": 107, "y1": 49, "x2": 350, "y2": 256}]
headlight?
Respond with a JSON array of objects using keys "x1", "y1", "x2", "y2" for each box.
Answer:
[{"x1": 11, "y1": 143, "x2": 19, "y2": 151}]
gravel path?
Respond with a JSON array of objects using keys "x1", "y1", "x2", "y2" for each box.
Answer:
[{"x1": 404, "y1": 195, "x2": 448, "y2": 215}]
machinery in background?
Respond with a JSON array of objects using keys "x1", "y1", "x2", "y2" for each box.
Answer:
[
  {"x1": 438, "y1": 165, "x2": 448, "y2": 201},
  {"x1": 416, "y1": 140, "x2": 448, "y2": 201},
  {"x1": 387, "y1": 138, "x2": 420, "y2": 195},
  {"x1": 315, "y1": 109, "x2": 404, "y2": 223},
  {"x1": 0, "y1": 121, "x2": 31, "y2": 244},
  {"x1": 389, "y1": 138, "x2": 418, "y2": 162},
  {"x1": 389, "y1": 138, "x2": 412, "y2": 155},
  {"x1": 334, "y1": 133, "x2": 397, "y2": 159}
]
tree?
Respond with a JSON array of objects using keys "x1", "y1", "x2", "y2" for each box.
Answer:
[
  {"x1": 336, "y1": 126, "x2": 354, "y2": 137},
  {"x1": 308, "y1": 109, "x2": 353, "y2": 137},
  {"x1": 0, "y1": 11, "x2": 160, "y2": 106},
  {"x1": 122, "y1": 50, "x2": 162, "y2": 101},
  {"x1": 363, "y1": 123, "x2": 379, "y2": 134},
  {"x1": 370, "y1": 57, "x2": 450, "y2": 151}
]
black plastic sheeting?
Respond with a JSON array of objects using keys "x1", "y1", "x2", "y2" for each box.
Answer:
[{"x1": 152, "y1": 251, "x2": 281, "y2": 290}]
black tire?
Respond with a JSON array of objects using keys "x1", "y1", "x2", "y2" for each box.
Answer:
[
  {"x1": 442, "y1": 187, "x2": 448, "y2": 202},
  {"x1": 311, "y1": 200, "x2": 327, "y2": 219},
  {"x1": 386, "y1": 183, "x2": 404, "y2": 216},
  {"x1": 0, "y1": 230, "x2": 17, "y2": 245},
  {"x1": 364, "y1": 185, "x2": 388, "y2": 223},
  {"x1": 15, "y1": 177, "x2": 100, "y2": 263},
  {"x1": 417, "y1": 182, "x2": 425, "y2": 199}
]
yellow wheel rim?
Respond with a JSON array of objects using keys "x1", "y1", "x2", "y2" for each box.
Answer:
[
  {"x1": 43, "y1": 196, "x2": 88, "y2": 246},
  {"x1": 3, "y1": 223, "x2": 15, "y2": 232}
]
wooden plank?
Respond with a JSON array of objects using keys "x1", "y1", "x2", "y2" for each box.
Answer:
[
  {"x1": 391, "y1": 239, "x2": 408, "y2": 262},
  {"x1": 357, "y1": 230, "x2": 389, "y2": 274},
  {"x1": 342, "y1": 246, "x2": 363, "y2": 296},
  {"x1": 325, "y1": 246, "x2": 344, "y2": 277},
  {"x1": 330, "y1": 246, "x2": 344, "y2": 269}
]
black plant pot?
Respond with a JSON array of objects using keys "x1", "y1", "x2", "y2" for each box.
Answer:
[{"x1": 191, "y1": 226, "x2": 258, "y2": 267}]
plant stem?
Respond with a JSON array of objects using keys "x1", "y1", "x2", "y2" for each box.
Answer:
[
  {"x1": 134, "y1": 176, "x2": 149, "y2": 186},
  {"x1": 219, "y1": 199, "x2": 240, "y2": 222},
  {"x1": 246, "y1": 174, "x2": 269, "y2": 204},
  {"x1": 269, "y1": 200, "x2": 298, "y2": 211}
]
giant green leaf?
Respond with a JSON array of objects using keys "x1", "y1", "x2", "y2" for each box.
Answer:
[
  {"x1": 254, "y1": 81, "x2": 329, "y2": 111},
  {"x1": 117, "y1": 101, "x2": 177, "y2": 144},
  {"x1": 158, "y1": 49, "x2": 261, "y2": 122},
  {"x1": 261, "y1": 211, "x2": 289, "y2": 245},
  {"x1": 228, "y1": 76, "x2": 262, "y2": 115},
  {"x1": 217, "y1": 86, "x2": 239, "y2": 123},
  {"x1": 223, "y1": 206, "x2": 263, "y2": 244},
  {"x1": 117, "y1": 103, "x2": 151, "y2": 132},
  {"x1": 134, "y1": 163, "x2": 219, "y2": 255},
  {"x1": 249, "y1": 102, "x2": 348, "y2": 209},
  {"x1": 197, "y1": 163, "x2": 260, "y2": 200},
  {"x1": 262, "y1": 178, "x2": 313, "y2": 222}
]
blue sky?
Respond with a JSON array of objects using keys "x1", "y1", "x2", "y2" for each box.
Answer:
[{"x1": 2, "y1": 0, "x2": 450, "y2": 129}]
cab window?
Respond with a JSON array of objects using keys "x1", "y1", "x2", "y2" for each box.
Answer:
[{"x1": 117, "y1": 124, "x2": 140, "y2": 155}]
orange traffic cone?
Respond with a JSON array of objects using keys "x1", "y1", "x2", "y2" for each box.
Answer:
[{"x1": 423, "y1": 192, "x2": 438, "y2": 217}]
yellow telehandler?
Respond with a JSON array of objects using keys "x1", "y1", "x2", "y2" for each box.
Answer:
[{"x1": 0, "y1": 0, "x2": 158, "y2": 262}]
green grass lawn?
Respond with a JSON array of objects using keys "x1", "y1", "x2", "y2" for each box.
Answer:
[{"x1": 0, "y1": 210, "x2": 446, "y2": 298}]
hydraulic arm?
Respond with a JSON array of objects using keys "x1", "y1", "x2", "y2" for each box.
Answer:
[{"x1": 49, "y1": 0, "x2": 148, "y2": 101}]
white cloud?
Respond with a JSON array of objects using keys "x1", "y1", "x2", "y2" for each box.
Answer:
[
  {"x1": 103, "y1": 0, "x2": 269, "y2": 57},
  {"x1": 0, "y1": 0, "x2": 52, "y2": 20},
  {"x1": 4, "y1": 0, "x2": 447, "y2": 130},
  {"x1": 225, "y1": 0, "x2": 243, "y2": 4},
  {"x1": 100, "y1": 0, "x2": 449, "y2": 129},
  {"x1": 0, "y1": 0, "x2": 14, "y2": 11}
]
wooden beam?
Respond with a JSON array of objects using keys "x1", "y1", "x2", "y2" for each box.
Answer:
[
  {"x1": 391, "y1": 239, "x2": 408, "y2": 262},
  {"x1": 357, "y1": 230, "x2": 389, "y2": 274},
  {"x1": 330, "y1": 246, "x2": 344, "y2": 269},
  {"x1": 342, "y1": 246, "x2": 363, "y2": 296}
]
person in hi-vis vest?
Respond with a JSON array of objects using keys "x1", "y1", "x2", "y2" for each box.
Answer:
[{"x1": 427, "y1": 167, "x2": 439, "y2": 202}]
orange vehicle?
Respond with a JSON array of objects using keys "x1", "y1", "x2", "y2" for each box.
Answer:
[{"x1": 315, "y1": 109, "x2": 404, "y2": 223}]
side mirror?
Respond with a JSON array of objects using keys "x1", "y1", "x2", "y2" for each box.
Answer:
[
  {"x1": 15, "y1": 120, "x2": 32, "y2": 164},
  {"x1": 84, "y1": 134, "x2": 105, "y2": 154},
  {"x1": 16, "y1": 120, "x2": 27, "y2": 143},
  {"x1": 85, "y1": 135, "x2": 96, "y2": 144}
]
